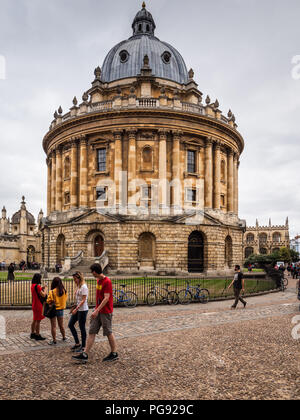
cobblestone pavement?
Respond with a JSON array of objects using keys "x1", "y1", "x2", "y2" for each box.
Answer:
[
  {"x1": 0, "y1": 286, "x2": 298, "y2": 356},
  {"x1": 0, "y1": 282, "x2": 299, "y2": 400}
]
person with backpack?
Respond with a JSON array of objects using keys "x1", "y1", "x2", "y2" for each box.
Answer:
[
  {"x1": 46, "y1": 277, "x2": 67, "y2": 345},
  {"x1": 228, "y1": 265, "x2": 247, "y2": 309},
  {"x1": 30, "y1": 273, "x2": 47, "y2": 341},
  {"x1": 68, "y1": 271, "x2": 89, "y2": 353}
]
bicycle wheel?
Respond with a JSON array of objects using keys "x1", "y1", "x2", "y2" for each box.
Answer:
[
  {"x1": 178, "y1": 289, "x2": 192, "y2": 305},
  {"x1": 159, "y1": 288, "x2": 169, "y2": 304},
  {"x1": 146, "y1": 291, "x2": 157, "y2": 306},
  {"x1": 284, "y1": 277, "x2": 288, "y2": 287},
  {"x1": 198, "y1": 288, "x2": 210, "y2": 304},
  {"x1": 167, "y1": 291, "x2": 179, "y2": 305},
  {"x1": 113, "y1": 291, "x2": 121, "y2": 306},
  {"x1": 124, "y1": 291, "x2": 138, "y2": 308}
]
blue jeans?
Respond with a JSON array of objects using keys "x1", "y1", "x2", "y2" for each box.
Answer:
[{"x1": 68, "y1": 310, "x2": 88, "y2": 348}]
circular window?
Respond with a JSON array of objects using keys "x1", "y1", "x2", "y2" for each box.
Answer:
[
  {"x1": 162, "y1": 51, "x2": 171, "y2": 64},
  {"x1": 119, "y1": 50, "x2": 129, "y2": 63}
]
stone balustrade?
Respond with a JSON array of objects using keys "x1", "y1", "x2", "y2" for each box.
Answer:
[{"x1": 49, "y1": 97, "x2": 234, "y2": 132}]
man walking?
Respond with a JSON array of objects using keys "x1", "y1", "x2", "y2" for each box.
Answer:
[
  {"x1": 228, "y1": 265, "x2": 247, "y2": 309},
  {"x1": 72, "y1": 263, "x2": 118, "y2": 363}
]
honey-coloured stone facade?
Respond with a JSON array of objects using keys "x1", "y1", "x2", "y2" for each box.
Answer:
[
  {"x1": 40, "y1": 4, "x2": 246, "y2": 275},
  {"x1": 244, "y1": 219, "x2": 290, "y2": 259}
]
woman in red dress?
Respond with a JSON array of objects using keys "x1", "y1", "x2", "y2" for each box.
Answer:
[{"x1": 31, "y1": 273, "x2": 47, "y2": 340}]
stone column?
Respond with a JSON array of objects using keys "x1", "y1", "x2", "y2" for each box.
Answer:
[
  {"x1": 204, "y1": 138, "x2": 213, "y2": 209},
  {"x1": 114, "y1": 130, "x2": 123, "y2": 207},
  {"x1": 47, "y1": 157, "x2": 52, "y2": 216},
  {"x1": 227, "y1": 149, "x2": 234, "y2": 213},
  {"x1": 213, "y1": 141, "x2": 221, "y2": 210},
  {"x1": 79, "y1": 137, "x2": 88, "y2": 208},
  {"x1": 233, "y1": 155, "x2": 240, "y2": 215},
  {"x1": 55, "y1": 146, "x2": 63, "y2": 212},
  {"x1": 127, "y1": 129, "x2": 137, "y2": 207},
  {"x1": 158, "y1": 130, "x2": 168, "y2": 210},
  {"x1": 51, "y1": 150, "x2": 56, "y2": 212},
  {"x1": 70, "y1": 139, "x2": 79, "y2": 208},
  {"x1": 172, "y1": 131, "x2": 182, "y2": 210}
]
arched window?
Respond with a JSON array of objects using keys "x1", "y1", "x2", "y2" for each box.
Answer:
[
  {"x1": 188, "y1": 231, "x2": 205, "y2": 273},
  {"x1": 141, "y1": 146, "x2": 153, "y2": 171},
  {"x1": 259, "y1": 233, "x2": 267, "y2": 243},
  {"x1": 56, "y1": 234, "x2": 66, "y2": 264},
  {"x1": 259, "y1": 247, "x2": 268, "y2": 255},
  {"x1": 138, "y1": 232, "x2": 156, "y2": 269},
  {"x1": 221, "y1": 160, "x2": 226, "y2": 182},
  {"x1": 94, "y1": 235, "x2": 104, "y2": 257},
  {"x1": 64, "y1": 157, "x2": 70, "y2": 179},
  {"x1": 27, "y1": 246, "x2": 36, "y2": 264},
  {"x1": 246, "y1": 233, "x2": 255, "y2": 243},
  {"x1": 245, "y1": 247, "x2": 254, "y2": 259},
  {"x1": 273, "y1": 233, "x2": 281, "y2": 243}
]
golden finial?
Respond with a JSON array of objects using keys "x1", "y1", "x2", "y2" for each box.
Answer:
[{"x1": 142, "y1": 2, "x2": 146, "y2": 8}]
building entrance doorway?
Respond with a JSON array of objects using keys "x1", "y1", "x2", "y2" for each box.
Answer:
[
  {"x1": 94, "y1": 235, "x2": 104, "y2": 257},
  {"x1": 188, "y1": 231, "x2": 204, "y2": 273}
]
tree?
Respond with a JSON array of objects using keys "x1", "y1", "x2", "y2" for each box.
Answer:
[
  {"x1": 290, "y1": 249, "x2": 299, "y2": 262},
  {"x1": 279, "y1": 247, "x2": 291, "y2": 263}
]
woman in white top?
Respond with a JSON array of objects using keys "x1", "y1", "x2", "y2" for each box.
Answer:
[{"x1": 68, "y1": 271, "x2": 89, "y2": 352}]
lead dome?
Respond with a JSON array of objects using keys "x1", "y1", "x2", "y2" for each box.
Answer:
[{"x1": 101, "y1": 4, "x2": 189, "y2": 84}]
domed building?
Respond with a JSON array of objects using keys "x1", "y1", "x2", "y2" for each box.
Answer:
[
  {"x1": 41, "y1": 3, "x2": 245, "y2": 275},
  {"x1": 0, "y1": 197, "x2": 42, "y2": 265}
]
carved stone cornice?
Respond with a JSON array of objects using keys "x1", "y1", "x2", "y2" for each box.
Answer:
[
  {"x1": 205, "y1": 136, "x2": 214, "y2": 147},
  {"x1": 127, "y1": 128, "x2": 138, "y2": 140},
  {"x1": 113, "y1": 129, "x2": 123, "y2": 141},
  {"x1": 172, "y1": 130, "x2": 183, "y2": 140},
  {"x1": 158, "y1": 129, "x2": 168, "y2": 140},
  {"x1": 227, "y1": 147, "x2": 234, "y2": 157},
  {"x1": 70, "y1": 137, "x2": 79, "y2": 148},
  {"x1": 213, "y1": 139, "x2": 221, "y2": 150}
]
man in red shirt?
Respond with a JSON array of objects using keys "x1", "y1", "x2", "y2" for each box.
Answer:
[{"x1": 73, "y1": 264, "x2": 118, "y2": 363}]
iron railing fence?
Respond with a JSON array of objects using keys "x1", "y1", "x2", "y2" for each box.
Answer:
[{"x1": 0, "y1": 276, "x2": 277, "y2": 308}]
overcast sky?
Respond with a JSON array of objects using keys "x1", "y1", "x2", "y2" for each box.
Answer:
[{"x1": 0, "y1": 0, "x2": 299, "y2": 237}]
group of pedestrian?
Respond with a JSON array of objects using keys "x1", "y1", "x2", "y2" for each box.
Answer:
[
  {"x1": 289, "y1": 264, "x2": 300, "y2": 279},
  {"x1": 30, "y1": 263, "x2": 118, "y2": 364}
]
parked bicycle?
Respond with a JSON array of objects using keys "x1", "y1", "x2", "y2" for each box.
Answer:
[
  {"x1": 279, "y1": 273, "x2": 288, "y2": 292},
  {"x1": 146, "y1": 283, "x2": 179, "y2": 306},
  {"x1": 113, "y1": 284, "x2": 138, "y2": 308},
  {"x1": 178, "y1": 281, "x2": 210, "y2": 304}
]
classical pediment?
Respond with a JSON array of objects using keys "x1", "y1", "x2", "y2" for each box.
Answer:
[
  {"x1": 67, "y1": 209, "x2": 122, "y2": 225},
  {"x1": 172, "y1": 211, "x2": 223, "y2": 226}
]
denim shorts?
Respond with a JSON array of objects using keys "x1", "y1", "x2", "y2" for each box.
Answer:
[{"x1": 56, "y1": 309, "x2": 64, "y2": 318}]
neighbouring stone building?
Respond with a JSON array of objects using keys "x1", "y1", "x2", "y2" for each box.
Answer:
[
  {"x1": 41, "y1": 3, "x2": 246, "y2": 275},
  {"x1": 243, "y1": 218, "x2": 290, "y2": 259},
  {"x1": 0, "y1": 197, "x2": 43, "y2": 265}
]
